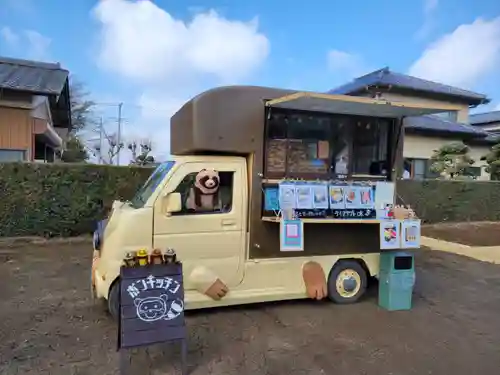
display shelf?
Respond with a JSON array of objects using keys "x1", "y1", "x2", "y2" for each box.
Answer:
[
  {"x1": 262, "y1": 176, "x2": 387, "y2": 184},
  {"x1": 262, "y1": 216, "x2": 381, "y2": 224}
]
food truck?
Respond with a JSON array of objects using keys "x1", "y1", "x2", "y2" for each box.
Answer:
[{"x1": 91, "y1": 86, "x2": 459, "y2": 319}]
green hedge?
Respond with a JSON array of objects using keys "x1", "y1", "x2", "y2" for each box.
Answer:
[
  {"x1": 1, "y1": 162, "x2": 500, "y2": 237},
  {"x1": 397, "y1": 179, "x2": 500, "y2": 223},
  {"x1": 0, "y1": 163, "x2": 152, "y2": 237}
]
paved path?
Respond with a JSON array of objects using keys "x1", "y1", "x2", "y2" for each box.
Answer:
[{"x1": 422, "y1": 236, "x2": 500, "y2": 264}]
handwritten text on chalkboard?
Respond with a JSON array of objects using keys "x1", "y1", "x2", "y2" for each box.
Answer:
[{"x1": 125, "y1": 275, "x2": 184, "y2": 322}]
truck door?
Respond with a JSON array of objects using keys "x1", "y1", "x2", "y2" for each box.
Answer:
[{"x1": 153, "y1": 160, "x2": 247, "y2": 290}]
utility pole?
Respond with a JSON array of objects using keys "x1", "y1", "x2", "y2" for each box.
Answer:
[
  {"x1": 99, "y1": 117, "x2": 103, "y2": 164},
  {"x1": 117, "y1": 102, "x2": 123, "y2": 165}
]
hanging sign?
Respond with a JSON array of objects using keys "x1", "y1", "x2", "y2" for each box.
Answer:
[
  {"x1": 280, "y1": 219, "x2": 304, "y2": 251},
  {"x1": 379, "y1": 220, "x2": 401, "y2": 250},
  {"x1": 401, "y1": 219, "x2": 421, "y2": 249}
]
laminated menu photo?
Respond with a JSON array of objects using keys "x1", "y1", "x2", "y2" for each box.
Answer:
[
  {"x1": 279, "y1": 182, "x2": 297, "y2": 209},
  {"x1": 312, "y1": 183, "x2": 329, "y2": 209},
  {"x1": 379, "y1": 220, "x2": 401, "y2": 250},
  {"x1": 344, "y1": 186, "x2": 362, "y2": 209},
  {"x1": 401, "y1": 219, "x2": 421, "y2": 249},
  {"x1": 329, "y1": 185, "x2": 345, "y2": 209},
  {"x1": 358, "y1": 186, "x2": 375, "y2": 209},
  {"x1": 264, "y1": 187, "x2": 280, "y2": 211},
  {"x1": 295, "y1": 183, "x2": 314, "y2": 209}
]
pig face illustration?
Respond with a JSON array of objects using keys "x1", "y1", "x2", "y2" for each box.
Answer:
[{"x1": 134, "y1": 295, "x2": 168, "y2": 322}]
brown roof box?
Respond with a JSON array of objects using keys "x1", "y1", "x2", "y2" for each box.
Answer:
[{"x1": 170, "y1": 85, "x2": 291, "y2": 155}]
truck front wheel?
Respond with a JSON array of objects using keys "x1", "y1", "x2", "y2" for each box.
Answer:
[
  {"x1": 108, "y1": 279, "x2": 120, "y2": 322},
  {"x1": 327, "y1": 260, "x2": 367, "y2": 304}
]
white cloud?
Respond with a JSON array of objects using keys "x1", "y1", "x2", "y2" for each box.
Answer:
[
  {"x1": 1, "y1": 26, "x2": 19, "y2": 45},
  {"x1": 0, "y1": 27, "x2": 52, "y2": 61},
  {"x1": 93, "y1": 0, "x2": 269, "y2": 84},
  {"x1": 409, "y1": 17, "x2": 500, "y2": 88},
  {"x1": 415, "y1": 0, "x2": 438, "y2": 40},
  {"x1": 327, "y1": 49, "x2": 367, "y2": 80},
  {"x1": 23, "y1": 30, "x2": 51, "y2": 60},
  {"x1": 92, "y1": 0, "x2": 270, "y2": 158},
  {"x1": 495, "y1": 103, "x2": 500, "y2": 111}
]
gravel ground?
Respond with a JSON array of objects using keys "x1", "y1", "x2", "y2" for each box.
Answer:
[{"x1": 1, "y1": 242, "x2": 500, "y2": 375}]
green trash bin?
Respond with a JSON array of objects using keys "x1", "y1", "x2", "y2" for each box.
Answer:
[{"x1": 378, "y1": 251, "x2": 416, "y2": 311}]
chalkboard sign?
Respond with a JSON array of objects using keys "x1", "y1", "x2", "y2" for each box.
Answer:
[{"x1": 118, "y1": 263, "x2": 187, "y2": 374}]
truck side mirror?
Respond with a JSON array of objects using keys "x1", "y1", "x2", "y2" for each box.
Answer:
[{"x1": 163, "y1": 192, "x2": 182, "y2": 214}]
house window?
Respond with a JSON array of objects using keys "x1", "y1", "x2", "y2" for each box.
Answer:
[
  {"x1": 463, "y1": 166, "x2": 482, "y2": 179},
  {"x1": 432, "y1": 111, "x2": 458, "y2": 122},
  {"x1": 405, "y1": 158, "x2": 440, "y2": 180},
  {"x1": 0, "y1": 149, "x2": 26, "y2": 162}
]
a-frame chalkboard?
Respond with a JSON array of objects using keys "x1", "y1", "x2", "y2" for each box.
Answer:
[{"x1": 118, "y1": 263, "x2": 187, "y2": 374}]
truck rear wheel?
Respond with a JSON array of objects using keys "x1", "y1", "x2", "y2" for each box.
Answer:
[
  {"x1": 108, "y1": 279, "x2": 120, "y2": 322},
  {"x1": 327, "y1": 260, "x2": 367, "y2": 304}
]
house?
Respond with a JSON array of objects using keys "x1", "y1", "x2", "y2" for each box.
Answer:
[
  {"x1": 470, "y1": 111, "x2": 500, "y2": 139},
  {"x1": 0, "y1": 56, "x2": 71, "y2": 163},
  {"x1": 329, "y1": 67, "x2": 496, "y2": 180}
]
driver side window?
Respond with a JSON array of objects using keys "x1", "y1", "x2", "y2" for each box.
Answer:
[{"x1": 173, "y1": 171, "x2": 234, "y2": 215}]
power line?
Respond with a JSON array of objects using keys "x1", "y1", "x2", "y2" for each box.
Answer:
[
  {"x1": 92, "y1": 101, "x2": 173, "y2": 112},
  {"x1": 117, "y1": 103, "x2": 123, "y2": 166}
]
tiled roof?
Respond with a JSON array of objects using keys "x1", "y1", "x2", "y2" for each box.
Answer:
[
  {"x1": 404, "y1": 115, "x2": 489, "y2": 137},
  {"x1": 484, "y1": 133, "x2": 500, "y2": 143},
  {"x1": 469, "y1": 111, "x2": 500, "y2": 125},
  {"x1": 0, "y1": 56, "x2": 69, "y2": 95},
  {"x1": 328, "y1": 67, "x2": 489, "y2": 105}
]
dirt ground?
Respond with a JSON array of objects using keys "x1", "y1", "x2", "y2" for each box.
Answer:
[
  {"x1": 1, "y1": 243, "x2": 500, "y2": 375},
  {"x1": 422, "y1": 221, "x2": 500, "y2": 246}
]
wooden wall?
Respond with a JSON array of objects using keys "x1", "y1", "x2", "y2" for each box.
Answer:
[{"x1": 0, "y1": 107, "x2": 32, "y2": 159}]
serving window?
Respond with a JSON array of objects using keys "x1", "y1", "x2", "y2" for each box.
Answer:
[{"x1": 264, "y1": 108, "x2": 395, "y2": 180}]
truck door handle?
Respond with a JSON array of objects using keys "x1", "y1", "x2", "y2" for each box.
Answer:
[{"x1": 221, "y1": 219, "x2": 236, "y2": 226}]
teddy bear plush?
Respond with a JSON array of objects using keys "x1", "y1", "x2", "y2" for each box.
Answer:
[{"x1": 186, "y1": 169, "x2": 220, "y2": 212}]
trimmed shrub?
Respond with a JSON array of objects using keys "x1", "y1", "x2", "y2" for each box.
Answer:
[
  {"x1": 0, "y1": 163, "x2": 152, "y2": 237},
  {"x1": 1, "y1": 162, "x2": 500, "y2": 237},
  {"x1": 397, "y1": 179, "x2": 500, "y2": 224}
]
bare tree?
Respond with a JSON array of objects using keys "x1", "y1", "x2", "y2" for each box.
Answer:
[
  {"x1": 92, "y1": 131, "x2": 124, "y2": 165},
  {"x1": 128, "y1": 138, "x2": 155, "y2": 165},
  {"x1": 69, "y1": 77, "x2": 96, "y2": 134}
]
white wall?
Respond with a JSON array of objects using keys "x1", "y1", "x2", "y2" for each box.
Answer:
[{"x1": 404, "y1": 134, "x2": 491, "y2": 180}]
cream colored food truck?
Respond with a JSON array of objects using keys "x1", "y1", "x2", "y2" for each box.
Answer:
[{"x1": 91, "y1": 86, "x2": 458, "y2": 320}]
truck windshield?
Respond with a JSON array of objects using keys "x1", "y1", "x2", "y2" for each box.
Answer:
[{"x1": 129, "y1": 161, "x2": 175, "y2": 208}]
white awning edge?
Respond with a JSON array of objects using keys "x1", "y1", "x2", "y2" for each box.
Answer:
[{"x1": 266, "y1": 92, "x2": 462, "y2": 119}]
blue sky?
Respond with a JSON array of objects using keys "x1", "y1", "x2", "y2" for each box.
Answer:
[{"x1": 1, "y1": 0, "x2": 500, "y2": 158}]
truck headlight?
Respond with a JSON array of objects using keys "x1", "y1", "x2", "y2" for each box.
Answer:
[{"x1": 93, "y1": 230, "x2": 100, "y2": 251}]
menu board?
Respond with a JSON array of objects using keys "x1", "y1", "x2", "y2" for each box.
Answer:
[
  {"x1": 287, "y1": 140, "x2": 328, "y2": 174},
  {"x1": 266, "y1": 139, "x2": 287, "y2": 173},
  {"x1": 272, "y1": 181, "x2": 377, "y2": 220}
]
